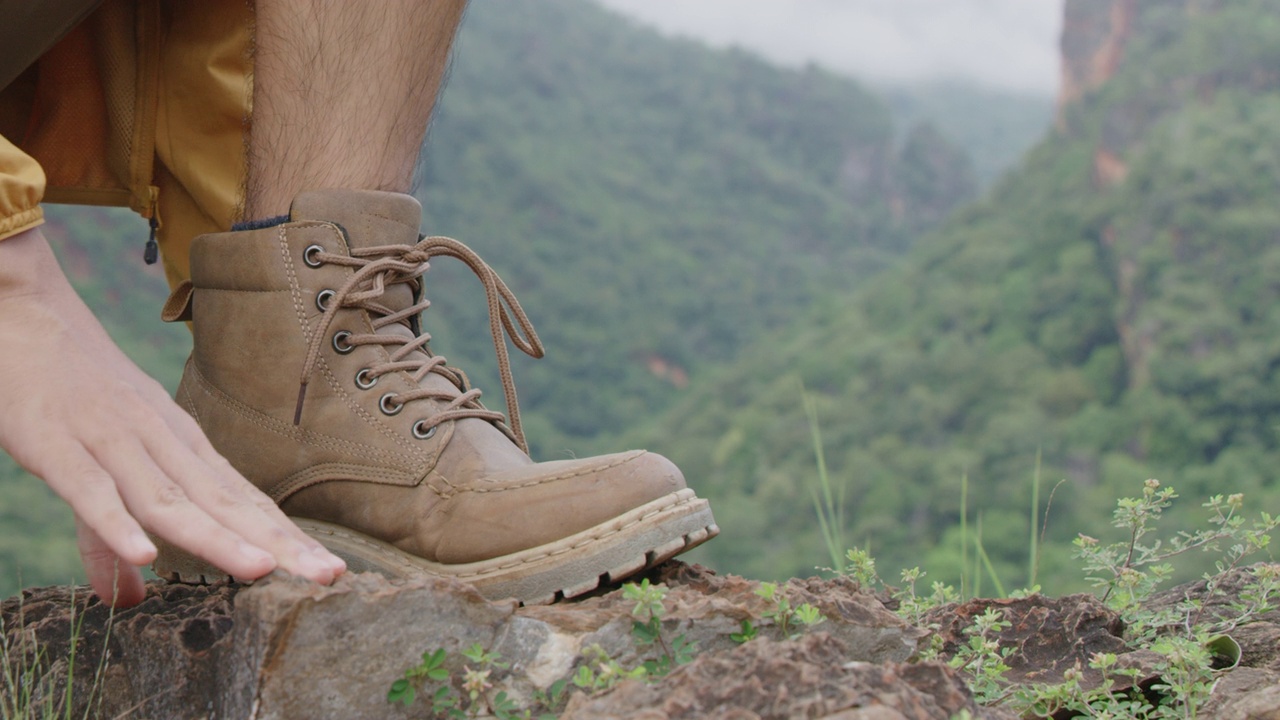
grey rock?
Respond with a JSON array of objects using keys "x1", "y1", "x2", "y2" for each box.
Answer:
[
  {"x1": 1, "y1": 562, "x2": 921, "y2": 719},
  {"x1": 1198, "y1": 667, "x2": 1280, "y2": 719},
  {"x1": 559, "y1": 634, "x2": 1013, "y2": 720}
]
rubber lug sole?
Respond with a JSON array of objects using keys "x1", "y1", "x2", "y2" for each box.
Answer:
[{"x1": 153, "y1": 489, "x2": 718, "y2": 604}]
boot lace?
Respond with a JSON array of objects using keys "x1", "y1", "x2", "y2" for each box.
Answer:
[{"x1": 294, "y1": 235, "x2": 544, "y2": 452}]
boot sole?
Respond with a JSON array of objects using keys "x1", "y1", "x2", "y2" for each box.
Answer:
[{"x1": 153, "y1": 489, "x2": 718, "y2": 605}]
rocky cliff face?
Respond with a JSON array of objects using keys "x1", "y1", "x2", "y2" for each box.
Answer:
[
  {"x1": 1058, "y1": 0, "x2": 1188, "y2": 186},
  {"x1": 1057, "y1": 0, "x2": 1139, "y2": 115},
  {"x1": 1052, "y1": 0, "x2": 1280, "y2": 407},
  {"x1": 1056, "y1": 0, "x2": 1274, "y2": 187}
]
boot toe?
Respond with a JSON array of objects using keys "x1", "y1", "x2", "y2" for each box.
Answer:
[{"x1": 429, "y1": 449, "x2": 687, "y2": 564}]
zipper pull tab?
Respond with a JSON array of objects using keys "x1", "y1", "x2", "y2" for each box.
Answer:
[{"x1": 144, "y1": 215, "x2": 159, "y2": 265}]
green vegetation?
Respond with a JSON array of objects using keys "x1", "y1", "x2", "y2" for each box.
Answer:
[
  {"x1": 1014, "y1": 483, "x2": 1277, "y2": 717},
  {"x1": 415, "y1": 0, "x2": 976, "y2": 453},
  {"x1": 623, "y1": 579, "x2": 698, "y2": 676},
  {"x1": 635, "y1": 0, "x2": 1280, "y2": 591},
  {"x1": 387, "y1": 643, "x2": 523, "y2": 719},
  {"x1": 1, "y1": 587, "x2": 114, "y2": 720},
  {"x1": 387, "y1": 576, "x2": 827, "y2": 717},
  {"x1": 880, "y1": 80, "x2": 1053, "y2": 188},
  {"x1": 387, "y1": 579, "x2": 715, "y2": 717},
  {"x1": 383, "y1": 481, "x2": 1275, "y2": 718},
  {"x1": 851, "y1": 480, "x2": 1278, "y2": 717}
]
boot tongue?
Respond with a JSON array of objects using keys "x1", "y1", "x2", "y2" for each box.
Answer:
[
  {"x1": 289, "y1": 189, "x2": 422, "y2": 250},
  {"x1": 292, "y1": 190, "x2": 464, "y2": 402},
  {"x1": 292, "y1": 189, "x2": 422, "y2": 325}
]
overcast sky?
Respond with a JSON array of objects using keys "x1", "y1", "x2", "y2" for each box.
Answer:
[{"x1": 593, "y1": 0, "x2": 1065, "y2": 96}]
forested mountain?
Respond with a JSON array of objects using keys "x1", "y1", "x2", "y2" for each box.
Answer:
[
  {"x1": 412, "y1": 0, "x2": 978, "y2": 452},
  {"x1": 638, "y1": 0, "x2": 1280, "y2": 590},
  {"x1": 880, "y1": 81, "x2": 1053, "y2": 187},
  {"x1": 0, "y1": 0, "x2": 1050, "y2": 597}
]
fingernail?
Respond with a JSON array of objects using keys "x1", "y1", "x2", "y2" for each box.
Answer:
[
  {"x1": 131, "y1": 532, "x2": 157, "y2": 558},
  {"x1": 238, "y1": 541, "x2": 274, "y2": 565},
  {"x1": 296, "y1": 549, "x2": 332, "y2": 577},
  {"x1": 311, "y1": 545, "x2": 346, "y2": 572}
]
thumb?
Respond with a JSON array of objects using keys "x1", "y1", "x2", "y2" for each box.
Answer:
[{"x1": 76, "y1": 518, "x2": 148, "y2": 608}]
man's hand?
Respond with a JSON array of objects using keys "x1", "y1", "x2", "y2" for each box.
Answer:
[{"x1": 0, "y1": 228, "x2": 345, "y2": 606}]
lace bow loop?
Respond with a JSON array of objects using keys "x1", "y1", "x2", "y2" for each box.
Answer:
[{"x1": 293, "y1": 236, "x2": 543, "y2": 453}]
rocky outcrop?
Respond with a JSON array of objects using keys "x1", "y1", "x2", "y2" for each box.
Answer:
[
  {"x1": 924, "y1": 593, "x2": 1128, "y2": 688},
  {"x1": 560, "y1": 635, "x2": 1011, "y2": 720},
  {"x1": 1058, "y1": 0, "x2": 1139, "y2": 115},
  {"x1": 5, "y1": 563, "x2": 1280, "y2": 718},
  {"x1": 1, "y1": 563, "x2": 921, "y2": 719},
  {"x1": 1057, "y1": 0, "x2": 1200, "y2": 188},
  {"x1": 921, "y1": 565, "x2": 1280, "y2": 719}
]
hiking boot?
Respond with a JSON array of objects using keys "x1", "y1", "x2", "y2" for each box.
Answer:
[{"x1": 152, "y1": 189, "x2": 718, "y2": 603}]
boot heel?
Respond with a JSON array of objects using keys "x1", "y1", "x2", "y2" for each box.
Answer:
[{"x1": 150, "y1": 537, "x2": 232, "y2": 585}]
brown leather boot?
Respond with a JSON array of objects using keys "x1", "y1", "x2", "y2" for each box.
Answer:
[{"x1": 154, "y1": 189, "x2": 717, "y2": 603}]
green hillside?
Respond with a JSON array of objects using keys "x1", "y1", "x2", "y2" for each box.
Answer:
[
  {"x1": 639, "y1": 0, "x2": 1280, "y2": 590},
  {"x1": 880, "y1": 81, "x2": 1054, "y2": 187},
  {"x1": 412, "y1": 0, "x2": 977, "y2": 453}
]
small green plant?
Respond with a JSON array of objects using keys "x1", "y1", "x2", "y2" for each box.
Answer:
[
  {"x1": 393, "y1": 579, "x2": 708, "y2": 718},
  {"x1": 802, "y1": 388, "x2": 849, "y2": 573},
  {"x1": 947, "y1": 607, "x2": 1012, "y2": 704},
  {"x1": 754, "y1": 582, "x2": 826, "y2": 640},
  {"x1": 729, "y1": 619, "x2": 758, "y2": 644},
  {"x1": 1074, "y1": 480, "x2": 1279, "y2": 634},
  {"x1": 528, "y1": 678, "x2": 569, "y2": 719},
  {"x1": 844, "y1": 547, "x2": 878, "y2": 589},
  {"x1": 387, "y1": 643, "x2": 525, "y2": 719},
  {"x1": 1018, "y1": 652, "x2": 1147, "y2": 718},
  {"x1": 623, "y1": 579, "x2": 696, "y2": 676},
  {"x1": 894, "y1": 567, "x2": 960, "y2": 627},
  {"x1": 1, "y1": 584, "x2": 115, "y2": 720},
  {"x1": 840, "y1": 550, "x2": 956, "y2": 627},
  {"x1": 571, "y1": 643, "x2": 648, "y2": 693},
  {"x1": 1014, "y1": 481, "x2": 1277, "y2": 717},
  {"x1": 387, "y1": 648, "x2": 450, "y2": 708},
  {"x1": 849, "y1": 480, "x2": 1278, "y2": 718}
]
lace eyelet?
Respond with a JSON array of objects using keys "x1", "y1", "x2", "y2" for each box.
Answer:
[
  {"x1": 316, "y1": 289, "x2": 336, "y2": 311},
  {"x1": 332, "y1": 330, "x2": 354, "y2": 354},
  {"x1": 412, "y1": 420, "x2": 437, "y2": 440},
  {"x1": 379, "y1": 393, "x2": 404, "y2": 416},
  {"x1": 303, "y1": 244, "x2": 325, "y2": 268},
  {"x1": 355, "y1": 368, "x2": 378, "y2": 389}
]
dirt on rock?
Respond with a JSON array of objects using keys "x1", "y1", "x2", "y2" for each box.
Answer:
[
  {"x1": 3, "y1": 562, "x2": 1280, "y2": 719},
  {"x1": 560, "y1": 634, "x2": 1013, "y2": 720}
]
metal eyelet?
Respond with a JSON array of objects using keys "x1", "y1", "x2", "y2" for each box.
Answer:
[
  {"x1": 303, "y1": 244, "x2": 325, "y2": 268},
  {"x1": 379, "y1": 393, "x2": 404, "y2": 416},
  {"x1": 332, "y1": 330, "x2": 354, "y2": 354},
  {"x1": 354, "y1": 368, "x2": 378, "y2": 389},
  {"x1": 412, "y1": 420, "x2": 437, "y2": 440},
  {"x1": 316, "y1": 289, "x2": 336, "y2": 311}
]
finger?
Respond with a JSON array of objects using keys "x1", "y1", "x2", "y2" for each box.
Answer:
[
  {"x1": 88, "y1": 436, "x2": 280, "y2": 581},
  {"x1": 34, "y1": 440, "x2": 158, "y2": 567},
  {"x1": 138, "y1": 415, "x2": 346, "y2": 580},
  {"x1": 76, "y1": 518, "x2": 147, "y2": 608},
  {"x1": 88, "y1": 366, "x2": 345, "y2": 578}
]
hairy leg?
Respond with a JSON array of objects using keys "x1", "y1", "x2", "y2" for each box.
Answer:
[
  {"x1": 244, "y1": 0, "x2": 468, "y2": 218},
  {"x1": 0, "y1": 0, "x2": 470, "y2": 607}
]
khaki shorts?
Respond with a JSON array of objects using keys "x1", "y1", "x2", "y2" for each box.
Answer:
[{"x1": 0, "y1": 0, "x2": 253, "y2": 289}]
